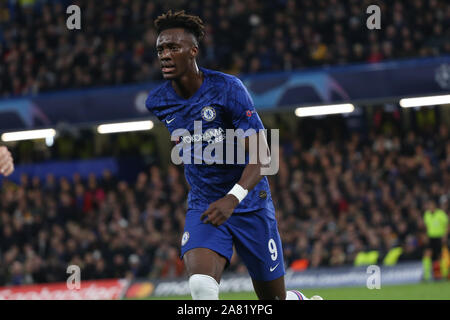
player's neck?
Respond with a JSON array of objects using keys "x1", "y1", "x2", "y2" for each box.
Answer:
[{"x1": 171, "y1": 66, "x2": 204, "y2": 100}]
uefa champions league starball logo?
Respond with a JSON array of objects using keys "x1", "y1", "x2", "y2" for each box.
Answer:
[
  {"x1": 435, "y1": 64, "x2": 450, "y2": 90},
  {"x1": 201, "y1": 106, "x2": 216, "y2": 121}
]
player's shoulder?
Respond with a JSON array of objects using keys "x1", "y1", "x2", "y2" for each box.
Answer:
[
  {"x1": 145, "y1": 81, "x2": 172, "y2": 110},
  {"x1": 147, "y1": 81, "x2": 169, "y2": 97},
  {"x1": 202, "y1": 68, "x2": 245, "y2": 90}
]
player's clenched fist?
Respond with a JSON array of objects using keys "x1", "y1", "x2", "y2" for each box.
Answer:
[
  {"x1": 201, "y1": 194, "x2": 239, "y2": 227},
  {"x1": 0, "y1": 146, "x2": 14, "y2": 177}
]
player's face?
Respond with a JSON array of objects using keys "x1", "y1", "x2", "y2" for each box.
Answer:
[{"x1": 156, "y1": 28, "x2": 197, "y2": 80}]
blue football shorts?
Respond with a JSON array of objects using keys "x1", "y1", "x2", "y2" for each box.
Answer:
[{"x1": 180, "y1": 202, "x2": 285, "y2": 282}]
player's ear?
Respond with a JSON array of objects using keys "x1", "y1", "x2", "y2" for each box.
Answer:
[{"x1": 190, "y1": 45, "x2": 199, "y2": 59}]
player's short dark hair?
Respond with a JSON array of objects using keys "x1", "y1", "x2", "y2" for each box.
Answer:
[{"x1": 154, "y1": 10, "x2": 205, "y2": 44}]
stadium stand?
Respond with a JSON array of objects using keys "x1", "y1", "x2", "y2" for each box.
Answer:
[{"x1": 1, "y1": 0, "x2": 449, "y2": 97}]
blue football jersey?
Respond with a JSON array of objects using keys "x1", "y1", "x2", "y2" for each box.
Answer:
[{"x1": 145, "y1": 67, "x2": 272, "y2": 213}]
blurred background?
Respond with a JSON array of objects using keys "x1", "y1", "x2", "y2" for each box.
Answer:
[{"x1": 0, "y1": 0, "x2": 449, "y2": 299}]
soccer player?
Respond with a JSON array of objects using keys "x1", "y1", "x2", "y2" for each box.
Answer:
[
  {"x1": 0, "y1": 146, "x2": 14, "y2": 177},
  {"x1": 146, "y1": 10, "x2": 321, "y2": 300}
]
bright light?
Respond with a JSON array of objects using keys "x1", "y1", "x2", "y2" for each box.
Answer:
[
  {"x1": 45, "y1": 135, "x2": 54, "y2": 147},
  {"x1": 97, "y1": 120, "x2": 154, "y2": 134},
  {"x1": 295, "y1": 103, "x2": 355, "y2": 117},
  {"x1": 399, "y1": 94, "x2": 450, "y2": 108},
  {"x1": 1, "y1": 128, "x2": 56, "y2": 142}
]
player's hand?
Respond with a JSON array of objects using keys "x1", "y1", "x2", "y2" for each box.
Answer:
[
  {"x1": 201, "y1": 194, "x2": 239, "y2": 227},
  {"x1": 0, "y1": 146, "x2": 14, "y2": 177}
]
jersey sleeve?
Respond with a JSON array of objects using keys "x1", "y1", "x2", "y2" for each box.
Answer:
[
  {"x1": 424, "y1": 211, "x2": 431, "y2": 226},
  {"x1": 145, "y1": 84, "x2": 168, "y2": 121},
  {"x1": 226, "y1": 77, "x2": 265, "y2": 136},
  {"x1": 145, "y1": 91, "x2": 160, "y2": 119}
]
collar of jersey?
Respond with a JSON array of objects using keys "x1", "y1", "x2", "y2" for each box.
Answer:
[{"x1": 167, "y1": 67, "x2": 209, "y2": 103}]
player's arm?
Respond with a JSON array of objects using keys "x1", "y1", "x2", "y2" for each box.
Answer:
[
  {"x1": 201, "y1": 132, "x2": 270, "y2": 226},
  {"x1": 235, "y1": 130, "x2": 271, "y2": 191},
  {"x1": 201, "y1": 78, "x2": 270, "y2": 227},
  {"x1": 0, "y1": 146, "x2": 15, "y2": 176}
]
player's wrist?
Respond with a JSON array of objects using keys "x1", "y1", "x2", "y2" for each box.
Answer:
[
  {"x1": 225, "y1": 193, "x2": 240, "y2": 208},
  {"x1": 227, "y1": 183, "x2": 248, "y2": 204}
]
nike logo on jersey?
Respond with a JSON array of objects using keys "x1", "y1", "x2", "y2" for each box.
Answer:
[
  {"x1": 166, "y1": 117, "x2": 176, "y2": 124},
  {"x1": 269, "y1": 263, "x2": 280, "y2": 272}
]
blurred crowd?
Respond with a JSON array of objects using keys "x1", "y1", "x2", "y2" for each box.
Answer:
[
  {"x1": 0, "y1": 114, "x2": 449, "y2": 286},
  {"x1": 1, "y1": 0, "x2": 449, "y2": 97},
  {"x1": 275, "y1": 124, "x2": 449, "y2": 269},
  {"x1": 0, "y1": 167, "x2": 188, "y2": 285}
]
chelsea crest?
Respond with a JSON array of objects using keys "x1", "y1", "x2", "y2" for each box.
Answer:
[{"x1": 201, "y1": 106, "x2": 216, "y2": 121}]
